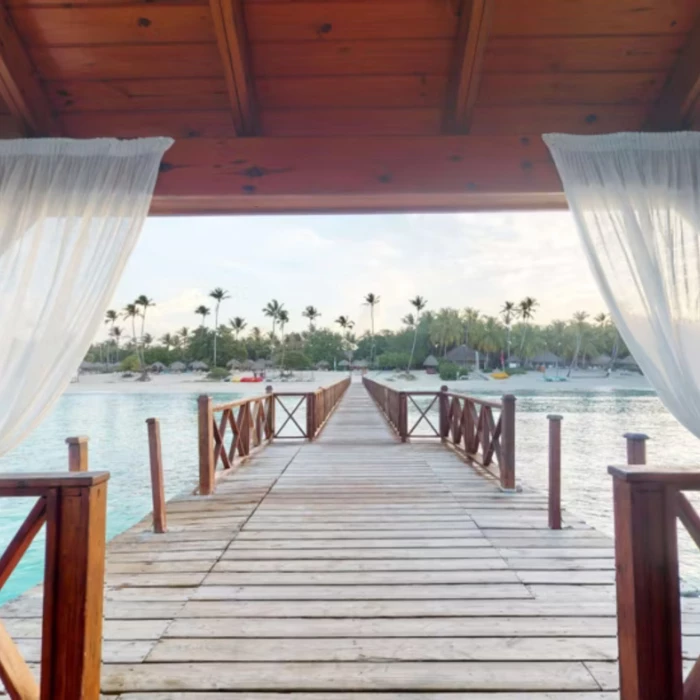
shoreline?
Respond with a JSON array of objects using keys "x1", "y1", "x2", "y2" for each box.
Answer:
[{"x1": 65, "y1": 369, "x2": 653, "y2": 395}]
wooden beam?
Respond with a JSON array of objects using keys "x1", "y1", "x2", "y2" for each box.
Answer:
[
  {"x1": 444, "y1": 0, "x2": 494, "y2": 133},
  {"x1": 209, "y1": 0, "x2": 256, "y2": 136},
  {"x1": 0, "y1": 3, "x2": 55, "y2": 135},
  {"x1": 149, "y1": 135, "x2": 565, "y2": 215},
  {"x1": 647, "y1": 14, "x2": 700, "y2": 129}
]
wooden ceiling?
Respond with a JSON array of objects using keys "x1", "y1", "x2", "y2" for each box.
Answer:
[{"x1": 0, "y1": 0, "x2": 698, "y2": 214}]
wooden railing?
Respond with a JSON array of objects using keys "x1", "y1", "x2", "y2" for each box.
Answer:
[
  {"x1": 0, "y1": 471, "x2": 109, "y2": 700},
  {"x1": 609, "y1": 465, "x2": 700, "y2": 700},
  {"x1": 363, "y1": 378, "x2": 516, "y2": 490},
  {"x1": 198, "y1": 377, "x2": 350, "y2": 495}
]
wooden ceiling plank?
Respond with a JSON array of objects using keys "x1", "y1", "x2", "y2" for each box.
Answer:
[
  {"x1": 209, "y1": 0, "x2": 256, "y2": 135},
  {"x1": 445, "y1": 0, "x2": 494, "y2": 133},
  {"x1": 647, "y1": 14, "x2": 700, "y2": 129},
  {"x1": 151, "y1": 134, "x2": 561, "y2": 214},
  {"x1": 0, "y1": 3, "x2": 54, "y2": 135}
]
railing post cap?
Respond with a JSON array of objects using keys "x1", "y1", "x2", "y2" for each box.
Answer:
[
  {"x1": 502, "y1": 394, "x2": 516, "y2": 402},
  {"x1": 146, "y1": 417, "x2": 158, "y2": 425},
  {"x1": 198, "y1": 394, "x2": 211, "y2": 402},
  {"x1": 265, "y1": 385, "x2": 274, "y2": 394},
  {"x1": 440, "y1": 385, "x2": 449, "y2": 392},
  {"x1": 547, "y1": 414, "x2": 563, "y2": 421},
  {"x1": 623, "y1": 432, "x2": 650, "y2": 441},
  {"x1": 65, "y1": 436, "x2": 88, "y2": 444}
]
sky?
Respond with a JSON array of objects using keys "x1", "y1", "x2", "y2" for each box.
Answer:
[{"x1": 103, "y1": 211, "x2": 605, "y2": 342}]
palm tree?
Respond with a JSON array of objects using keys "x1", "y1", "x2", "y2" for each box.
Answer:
[
  {"x1": 364, "y1": 293, "x2": 380, "y2": 365},
  {"x1": 335, "y1": 315, "x2": 355, "y2": 331},
  {"x1": 430, "y1": 308, "x2": 462, "y2": 356},
  {"x1": 160, "y1": 333, "x2": 174, "y2": 352},
  {"x1": 208, "y1": 287, "x2": 230, "y2": 366},
  {"x1": 143, "y1": 333, "x2": 153, "y2": 349},
  {"x1": 568, "y1": 311, "x2": 589, "y2": 377},
  {"x1": 278, "y1": 309, "x2": 290, "y2": 367},
  {"x1": 110, "y1": 326, "x2": 123, "y2": 362},
  {"x1": 229, "y1": 316, "x2": 247, "y2": 339},
  {"x1": 195, "y1": 305, "x2": 210, "y2": 326},
  {"x1": 122, "y1": 304, "x2": 141, "y2": 361},
  {"x1": 302, "y1": 305, "x2": 321, "y2": 331},
  {"x1": 500, "y1": 301, "x2": 516, "y2": 366},
  {"x1": 517, "y1": 296, "x2": 539, "y2": 359},
  {"x1": 263, "y1": 299, "x2": 284, "y2": 338},
  {"x1": 407, "y1": 295, "x2": 427, "y2": 371},
  {"x1": 478, "y1": 316, "x2": 504, "y2": 369},
  {"x1": 461, "y1": 307, "x2": 481, "y2": 370},
  {"x1": 178, "y1": 327, "x2": 189, "y2": 359},
  {"x1": 104, "y1": 309, "x2": 118, "y2": 362}
]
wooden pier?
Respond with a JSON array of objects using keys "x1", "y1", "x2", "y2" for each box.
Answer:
[{"x1": 5, "y1": 380, "x2": 700, "y2": 697}]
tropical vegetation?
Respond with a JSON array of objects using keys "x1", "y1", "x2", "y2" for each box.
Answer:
[{"x1": 86, "y1": 294, "x2": 630, "y2": 374}]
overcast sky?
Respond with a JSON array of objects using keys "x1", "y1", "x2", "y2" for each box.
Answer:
[{"x1": 104, "y1": 210, "x2": 605, "y2": 341}]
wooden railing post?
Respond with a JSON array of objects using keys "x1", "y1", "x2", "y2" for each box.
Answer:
[
  {"x1": 608, "y1": 467, "x2": 683, "y2": 700},
  {"x1": 500, "y1": 394, "x2": 516, "y2": 491},
  {"x1": 146, "y1": 418, "x2": 167, "y2": 534},
  {"x1": 399, "y1": 391, "x2": 408, "y2": 442},
  {"x1": 198, "y1": 394, "x2": 214, "y2": 495},
  {"x1": 306, "y1": 392, "x2": 316, "y2": 440},
  {"x1": 547, "y1": 414, "x2": 562, "y2": 530},
  {"x1": 624, "y1": 432, "x2": 648, "y2": 465},
  {"x1": 41, "y1": 473, "x2": 109, "y2": 700},
  {"x1": 439, "y1": 385, "x2": 450, "y2": 440},
  {"x1": 266, "y1": 385, "x2": 275, "y2": 439},
  {"x1": 66, "y1": 436, "x2": 88, "y2": 472}
]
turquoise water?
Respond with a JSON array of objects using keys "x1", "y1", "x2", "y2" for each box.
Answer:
[{"x1": 3, "y1": 388, "x2": 700, "y2": 602}]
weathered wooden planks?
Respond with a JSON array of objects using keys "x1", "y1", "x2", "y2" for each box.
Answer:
[{"x1": 0, "y1": 381, "x2": 628, "y2": 696}]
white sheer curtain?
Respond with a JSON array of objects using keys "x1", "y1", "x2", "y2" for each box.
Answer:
[
  {"x1": 544, "y1": 132, "x2": 700, "y2": 438},
  {"x1": 0, "y1": 138, "x2": 172, "y2": 457}
]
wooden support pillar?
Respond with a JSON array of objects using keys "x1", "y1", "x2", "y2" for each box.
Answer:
[
  {"x1": 265, "y1": 386, "x2": 275, "y2": 439},
  {"x1": 624, "y1": 432, "x2": 649, "y2": 465},
  {"x1": 399, "y1": 392, "x2": 408, "y2": 442},
  {"x1": 547, "y1": 414, "x2": 562, "y2": 530},
  {"x1": 198, "y1": 395, "x2": 214, "y2": 495},
  {"x1": 306, "y1": 392, "x2": 316, "y2": 440},
  {"x1": 66, "y1": 436, "x2": 88, "y2": 472},
  {"x1": 146, "y1": 418, "x2": 167, "y2": 534},
  {"x1": 608, "y1": 467, "x2": 683, "y2": 700},
  {"x1": 40, "y1": 474, "x2": 109, "y2": 700},
  {"x1": 439, "y1": 385, "x2": 450, "y2": 440},
  {"x1": 500, "y1": 394, "x2": 516, "y2": 491}
]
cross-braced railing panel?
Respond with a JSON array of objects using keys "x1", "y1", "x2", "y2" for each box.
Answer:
[
  {"x1": 0, "y1": 472, "x2": 109, "y2": 700},
  {"x1": 363, "y1": 377, "x2": 515, "y2": 490}
]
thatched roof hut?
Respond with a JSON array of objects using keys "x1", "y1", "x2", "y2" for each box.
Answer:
[
  {"x1": 531, "y1": 351, "x2": 562, "y2": 366},
  {"x1": 226, "y1": 358, "x2": 242, "y2": 369},
  {"x1": 445, "y1": 345, "x2": 477, "y2": 366},
  {"x1": 618, "y1": 355, "x2": 640, "y2": 370},
  {"x1": 170, "y1": 361, "x2": 186, "y2": 372},
  {"x1": 423, "y1": 354, "x2": 439, "y2": 368},
  {"x1": 315, "y1": 360, "x2": 330, "y2": 370},
  {"x1": 591, "y1": 354, "x2": 612, "y2": 367},
  {"x1": 338, "y1": 359, "x2": 350, "y2": 368},
  {"x1": 352, "y1": 359, "x2": 369, "y2": 369},
  {"x1": 151, "y1": 361, "x2": 167, "y2": 372},
  {"x1": 189, "y1": 360, "x2": 209, "y2": 371},
  {"x1": 252, "y1": 359, "x2": 267, "y2": 371}
]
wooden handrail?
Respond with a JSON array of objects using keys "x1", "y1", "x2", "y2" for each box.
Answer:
[
  {"x1": 363, "y1": 377, "x2": 516, "y2": 490},
  {"x1": 0, "y1": 470, "x2": 109, "y2": 700},
  {"x1": 198, "y1": 377, "x2": 350, "y2": 494},
  {"x1": 608, "y1": 465, "x2": 700, "y2": 700},
  {"x1": 547, "y1": 414, "x2": 562, "y2": 530}
]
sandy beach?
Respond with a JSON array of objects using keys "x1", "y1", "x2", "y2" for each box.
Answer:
[{"x1": 66, "y1": 369, "x2": 652, "y2": 395}]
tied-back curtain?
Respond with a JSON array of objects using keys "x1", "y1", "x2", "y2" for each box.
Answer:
[
  {"x1": 544, "y1": 132, "x2": 700, "y2": 438},
  {"x1": 0, "y1": 137, "x2": 173, "y2": 457}
]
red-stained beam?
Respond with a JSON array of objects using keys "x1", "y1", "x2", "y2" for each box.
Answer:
[
  {"x1": 209, "y1": 0, "x2": 256, "y2": 136},
  {"x1": 444, "y1": 0, "x2": 494, "y2": 133},
  {"x1": 0, "y1": 4, "x2": 55, "y2": 135}
]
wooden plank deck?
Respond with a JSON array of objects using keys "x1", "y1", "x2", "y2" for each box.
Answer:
[{"x1": 5, "y1": 380, "x2": 700, "y2": 697}]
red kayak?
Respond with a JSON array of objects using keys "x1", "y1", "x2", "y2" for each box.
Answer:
[{"x1": 240, "y1": 376, "x2": 263, "y2": 383}]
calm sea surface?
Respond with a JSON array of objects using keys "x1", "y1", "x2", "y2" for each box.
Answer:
[{"x1": 2, "y1": 387, "x2": 700, "y2": 602}]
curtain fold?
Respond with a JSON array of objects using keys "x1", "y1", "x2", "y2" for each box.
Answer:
[
  {"x1": 544, "y1": 132, "x2": 700, "y2": 438},
  {"x1": 0, "y1": 137, "x2": 173, "y2": 457}
]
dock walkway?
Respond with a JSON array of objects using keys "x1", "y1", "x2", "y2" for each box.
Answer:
[{"x1": 3, "y1": 382, "x2": 626, "y2": 697}]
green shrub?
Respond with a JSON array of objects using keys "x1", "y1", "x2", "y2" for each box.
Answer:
[
  {"x1": 281, "y1": 350, "x2": 312, "y2": 370},
  {"x1": 376, "y1": 352, "x2": 411, "y2": 370},
  {"x1": 207, "y1": 367, "x2": 230, "y2": 380},
  {"x1": 505, "y1": 367, "x2": 527, "y2": 376},
  {"x1": 438, "y1": 362, "x2": 460, "y2": 381},
  {"x1": 120, "y1": 354, "x2": 140, "y2": 372}
]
